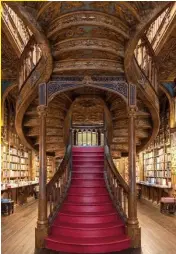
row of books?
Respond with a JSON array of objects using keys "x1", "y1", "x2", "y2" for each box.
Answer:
[
  {"x1": 2, "y1": 162, "x2": 29, "y2": 170},
  {"x1": 2, "y1": 170, "x2": 29, "y2": 177}
]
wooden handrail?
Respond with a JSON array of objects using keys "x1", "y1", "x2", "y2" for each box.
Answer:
[
  {"x1": 104, "y1": 145, "x2": 129, "y2": 193},
  {"x1": 46, "y1": 144, "x2": 71, "y2": 190},
  {"x1": 133, "y1": 56, "x2": 158, "y2": 97},
  {"x1": 46, "y1": 143, "x2": 72, "y2": 225},
  {"x1": 103, "y1": 115, "x2": 129, "y2": 221}
]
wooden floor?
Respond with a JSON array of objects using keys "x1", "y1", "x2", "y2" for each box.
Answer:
[{"x1": 1, "y1": 199, "x2": 176, "y2": 254}]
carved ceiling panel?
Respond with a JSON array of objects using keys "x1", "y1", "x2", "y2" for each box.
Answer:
[
  {"x1": 36, "y1": 2, "x2": 141, "y2": 29},
  {"x1": 52, "y1": 38, "x2": 124, "y2": 60},
  {"x1": 72, "y1": 96, "x2": 104, "y2": 125},
  {"x1": 53, "y1": 59, "x2": 124, "y2": 75},
  {"x1": 54, "y1": 50, "x2": 120, "y2": 61},
  {"x1": 50, "y1": 25, "x2": 125, "y2": 43}
]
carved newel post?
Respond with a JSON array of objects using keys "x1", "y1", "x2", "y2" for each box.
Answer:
[
  {"x1": 35, "y1": 104, "x2": 48, "y2": 249},
  {"x1": 127, "y1": 106, "x2": 141, "y2": 248}
]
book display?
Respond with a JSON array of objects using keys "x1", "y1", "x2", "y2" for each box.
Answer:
[
  {"x1": 170, "y1": 131, "x2": 176, "y2": 185},
  {"x1": 1, "y1": 134, "x2": 31, "y2": 184},
  {"x1": 34, "y1": 155, "x2": 55, "y2": 182},
  {"x1": 143, "y1": 110, "x2": 172, "y2": 187},
  {"x1": 1, "y1": 99, "x2": 33, "y2": 189}
]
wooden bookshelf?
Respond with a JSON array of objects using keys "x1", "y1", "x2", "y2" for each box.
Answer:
[
  {"x1": 1, "y1": 139, "x2": 31, "y2": 183},
  {"x1": 34, "y1": 155, "x2": 55, "y2": 183}
]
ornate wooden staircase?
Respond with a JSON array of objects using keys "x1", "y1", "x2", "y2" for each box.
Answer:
[
  {"x1": 3, "y1": 2, "x2": 172, "y2": 253},
  {"x1": 45, "y1": 147, "x2": 130, "y2": 253}
]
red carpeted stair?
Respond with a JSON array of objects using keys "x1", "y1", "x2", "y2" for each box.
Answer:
[{"x1": 45, "y1": 147, "x2": 130, "y2": 253}]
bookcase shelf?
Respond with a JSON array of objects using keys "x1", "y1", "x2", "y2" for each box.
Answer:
[{"x1": 34, "y1": 155, "x2": 55, "y2": 183}]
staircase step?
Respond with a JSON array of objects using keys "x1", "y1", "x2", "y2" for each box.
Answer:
[
  {"x1": 68, "y1": 186, "x2": 108, "y2": 194},
  {"x1": 72, "y1": 178, "x2": 105, "y2": 183},
  {"x1": 65, "y1": 194, "x2": 111, "y2": 203},
  {"x1": 60, "y1": 203, "x2": 115, "y2": 213},
  {"x1": 72, "y1": 147, "x2": 104, "y2": 153},
  {"x1": 55, "y1": 212, "x2": 120, "y2": 224},
  {"x1": 72, "y1": 166, "x2": 104, "y2": 172},
  {"x1": 73, "y1": 162, "x2": 104, "y2": 166},
  {"x1": 71, "y1": 183, "x2": 106, "y2": 188},
  {"x1": 73, "y1": 153, "x2": 104, "y2": 158},
  {"x1": 50, "y1": 223, "x2": 125, "y2": 238},
  {"x1": 72, "y1": 172, "x2": 104, "y2": 179},
  {"x1": 45, "y1": 235, "x2": 130, "y2": 253},
  {"x1": 73, "y1": 158, "x2": 104, "y2": 162}
]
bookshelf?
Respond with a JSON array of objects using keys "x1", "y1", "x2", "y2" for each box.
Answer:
[
  {"x1": 143, "y1": 109, "x2": 172, "y2": 186},
  {"x1": 34, "y1": 155, "x2": 55, "y2": 183},
  {"x1": 1, "y1": 98, "x2": 32, "y2": 185},
  {"x1": 1, "y1": 138, "x2": 31, "y2": 183},
  {"x1": 143, "y1": 146, "x2": 172, "y2": 186}
]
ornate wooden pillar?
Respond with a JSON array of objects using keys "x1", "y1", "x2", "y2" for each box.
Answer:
[
  {"x1": 35, "y1": 84, "x2": 48, "y2": 249},
  {"x1": 127, "y1": 106, "x2": 141, "y2": 248}
]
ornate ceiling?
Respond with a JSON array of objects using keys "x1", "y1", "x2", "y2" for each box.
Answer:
[{"x1": 12, "y1": 1, "x2": 169, "y2": 77}]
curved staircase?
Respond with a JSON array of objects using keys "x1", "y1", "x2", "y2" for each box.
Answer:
[{"x1": 45, "y1": 147, "x2": 130, "y2": 253}]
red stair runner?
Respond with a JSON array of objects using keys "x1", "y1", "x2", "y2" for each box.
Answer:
[{"x1": 45, "y1": 147, "x2": 130, "y2": 253}]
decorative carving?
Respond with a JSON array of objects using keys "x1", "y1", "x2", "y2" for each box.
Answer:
[
  {"x1": 48, "y1": 76, "x2": 128, "y2": 101},
  {"x1": 114, "y1": 4, "x2": 138, "y2": 26},
  {"x1": 128, "y1": 83, "x2": 136, "y2": 106},
  {"x1": 48, "y1": 82, "x2": 80, "y2": 97},
  {"x1": 37, "y1": 2, "x2": 62, "y2": 28},
  {"x1": 128, "y1": 107, "x2": 137, "y2": 118},
  {"x1": 54, "y1": 59, "x2": 123, "y2": 74},
  {"x1": 37, "y1": 105, "x2": 48, "y2": 117},
  {"x1": 53, "y1": 25, "x2": 126, "y2": 42},
  {"x1": 82, "y1": 76, "x2": 93, "y2": 86},
  {"x1": 52, "y1": 38, "x2": 124, "y2": 57},
  {"x1": 72, "y1": 96, "x2": 104, "y2": 125},
  {"x1": 48, "y1": 12, "x2": 129, "y2": 39},
  {"x1": 62, "y1": 1, "x2": 84, "y2": 11}
]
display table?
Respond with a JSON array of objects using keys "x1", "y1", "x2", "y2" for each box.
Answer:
[
  {"x1": 1, "y1": 182, "x2": 39, "y2": 204},
  {"x1": 137, "y1": 181, "x2": 172, "y2": 203}
]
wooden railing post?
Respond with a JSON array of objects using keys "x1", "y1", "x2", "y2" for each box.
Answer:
[
  {"x1": 127, "y1": 106, "x2": 141, "y2": 248},
  {"x1": 35, "y1": 104, "x2": 48, "y2": 249},
  {"x1": 35, "y1": 83, "x2": 48, "y2": 250}
]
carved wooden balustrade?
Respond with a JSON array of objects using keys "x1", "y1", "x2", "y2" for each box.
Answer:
[
  {"x1": 2, "y1": 3, "x2": 32, "y2": 53},
  {"x1": 146, "y1": 2, "x2": 176, "y2": 51},
  {"x1": 104, "y1": 121, "x2": 129, "y2": 222},
  {"x1": 19, "y1": 36, "x2": 42, "y2": 90},
  {"x1": 72, "y1": 125, "x2": 104, "y2": 147},
  {"x1": 134, "y1": 39, "x2": 158, "y2": 92},
  {"x1": 46, "y1": 143, "x2": 72, "y2": 225}
]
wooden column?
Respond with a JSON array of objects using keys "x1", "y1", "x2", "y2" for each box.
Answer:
[
  {"x1": 127, "y1": 106, "x2": 141, "y2": 248},
  {"x1": 35, "y1": 105, "x2": 48, "y2": 249}
]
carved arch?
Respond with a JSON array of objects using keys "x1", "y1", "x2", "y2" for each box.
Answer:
[{"x1": 47, "y1": 76, "x2": 129, "y2": 106}]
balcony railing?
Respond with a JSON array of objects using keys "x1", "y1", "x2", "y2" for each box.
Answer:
[
  {"x1": 134, "y1": 39, "x2": 158, "y2": 92},
  {"x1": 146, "y1": 2, "x2": 176, "y2": 51},
  {"x1": 71, "y1": 125, "x2": 104, "y2": 147},
  {"x1": 2, "y1": 3, "x2": 32, "y2": 54},
  {"x1": 19, "y1": 36, "x2": 42, "y2": 90}
]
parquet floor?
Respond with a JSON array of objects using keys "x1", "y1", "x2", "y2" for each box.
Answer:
[{"x1": 1, "y1": 199, "x2": 176, "y2": 254}]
